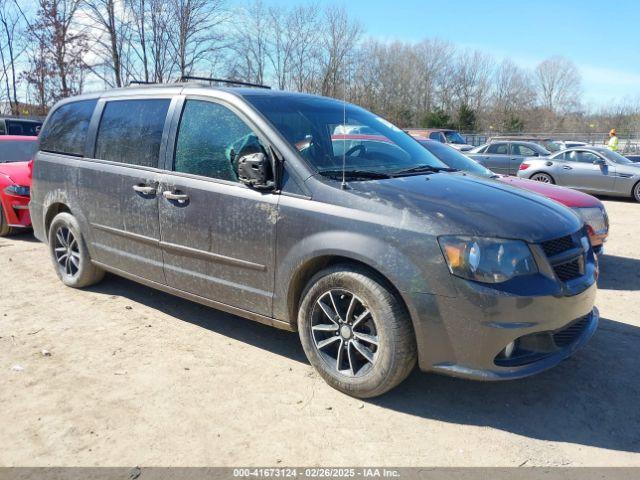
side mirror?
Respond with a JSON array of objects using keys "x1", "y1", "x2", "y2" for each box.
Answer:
[
  {"x1": 237, "y1": 152, "x2": 274, "y2": 190},
  {"x1": 593, "y1": 158, "x2": 606, "y2": 166}
]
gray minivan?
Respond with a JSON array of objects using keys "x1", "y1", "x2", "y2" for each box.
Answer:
[{"x1": 30, "y1": 83, "x2": 599, "y2": 397}]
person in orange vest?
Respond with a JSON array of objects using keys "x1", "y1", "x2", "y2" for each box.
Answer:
[{"x1": 607, "y1": 128, "x2": 619, "y2": 151}]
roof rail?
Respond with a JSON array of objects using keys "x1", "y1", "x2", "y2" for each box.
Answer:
[
  {"x1": 128, "y1": 80, "x2": 156, "y2": 86},
  {"x1": 179, "y1": 75, "x2": 271, "y2": 89}
]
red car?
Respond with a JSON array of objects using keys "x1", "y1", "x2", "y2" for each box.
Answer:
[{"x1": 0, "y1": 136, "x2": 38, "y2": 236}]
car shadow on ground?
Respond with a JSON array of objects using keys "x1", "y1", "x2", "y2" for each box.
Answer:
[
  {"x1": 371, "y1": 316, "x2": 640, "y2": 454},
  {"x1": 3, "y1": 230, "x2": 39, "y2": 243},
  {"x1": 89, "y1": 274, "x2": 308, "y2": 363},
  {"x1": 91, "y1": 275, "x2": 639, "y2": 454},
  {"x1": 597, "y1": 254, "x2": 640, "y2": 291}
]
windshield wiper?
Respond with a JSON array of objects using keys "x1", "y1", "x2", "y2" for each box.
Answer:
[
  {"x1": 393, "y1": 164, "x2": 458, "y2": 175},
  {"x1": 319, "y1": 169, "x2": 393, "y2": 180}
]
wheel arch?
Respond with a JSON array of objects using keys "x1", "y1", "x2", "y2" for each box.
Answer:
[
  {"x1": 286, "y1": 254, "x2": 411, "y2": 332},
  {"x1": 529, "y1": 171, "x2": 556, "y2": 183},
  {"x1": 44, "y1": 202, "x2": 72, "y2": 239}
]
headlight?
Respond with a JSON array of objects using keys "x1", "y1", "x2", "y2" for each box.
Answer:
[
  {"x1": 572, "y1": 207, "x2": 608, "y2": 234},
  {"x1": 4, "y1": 185, "x2": 30, "y2": 197},
  {"x1": 438, "y1": 236, "x2": 538, "y2": 283}
]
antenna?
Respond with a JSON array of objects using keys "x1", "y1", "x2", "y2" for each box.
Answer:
[{"x1": 341, "y1": 86, "x2": 347, "y2": 189}]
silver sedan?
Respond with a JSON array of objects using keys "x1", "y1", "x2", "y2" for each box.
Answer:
[{"x1": 518, "y1": 146, "x2": 640, "y2": 202}]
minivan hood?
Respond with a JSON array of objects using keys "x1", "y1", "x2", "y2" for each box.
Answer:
[{"x1": 347, "y1": 173, "x2": 582, "y2": 243}]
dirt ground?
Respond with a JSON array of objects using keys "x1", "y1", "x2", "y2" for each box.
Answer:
[{"x1": 1, "y1": 198, "x2": 639, "y2": 467}]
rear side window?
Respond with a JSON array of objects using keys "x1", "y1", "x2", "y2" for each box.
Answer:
[
  {"x1": 39, "y1": 100, "x2": 97, "y2": 156},
  {"x1": 487, "y1": 143, "x2": 509, "y2": 154},
  {"x1": 514, "y1": 144, "x2": 536, "y2": 156},
  {"x1": 95, "y1": 99, "x2": 171, "y2": 168}
]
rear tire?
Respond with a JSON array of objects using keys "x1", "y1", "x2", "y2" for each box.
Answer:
[
  {"x1": 0, "y1": 206, "x2": 15, "y2": 237},
  {"x1": 298, "y1": 265, "x2": 417, "y2": 398},
  {"x1": 530, "y1": 172, "x2": 554, "y2": 184},
  {"x1": 633, "y1": 181, "x2": 640, "y2": 203},
  {"x1": 48, "y1": 212, "x2": 105, "y2": 288}
]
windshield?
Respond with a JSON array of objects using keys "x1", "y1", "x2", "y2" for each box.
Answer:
[
  {"x1": 444, "y1": 131, "x2": 466, "y2": 145},
  {"x1": 418, "y1": 140, "x2": 494, "y2": 178},
  {"x1": 243, "y1": 94, "x2": 446, "y2": 177},
  {"x1": 600, "y1": 149, "x2": 633, "y2": 164},
  {"x1": 0, "y1": 140, "x2": 38, "y2": 162}
]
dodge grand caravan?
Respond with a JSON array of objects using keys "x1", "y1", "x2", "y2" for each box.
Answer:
[{"x1": 30, "y1": 83, "x2": 599, "y2": 398}]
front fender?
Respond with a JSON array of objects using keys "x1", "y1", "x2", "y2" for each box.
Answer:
[{"x1": 273, "y1": 229, "x2": 455, "y2": 325}]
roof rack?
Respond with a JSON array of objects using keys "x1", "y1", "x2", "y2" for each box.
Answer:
[
  {"x1": 179, "y1": 75, "x2": 271, "y2": 89},
  {"x1": 128, "y1": 80, "x2": 156, "y2": 86}
]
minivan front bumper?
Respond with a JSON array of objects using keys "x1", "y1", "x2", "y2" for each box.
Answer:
[{"x1": 406, "y1": 279, "x2": 598, "y2": 380}]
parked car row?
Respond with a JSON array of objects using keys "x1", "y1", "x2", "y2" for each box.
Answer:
[
  {"x1": 518, "y1": 146, "x2": 640, "y2": 202},
  {"x1": 2, "y1": 83, "x2": 606, "y2": 398}
]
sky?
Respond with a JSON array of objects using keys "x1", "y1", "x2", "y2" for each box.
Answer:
[{"x1": 254, "y1": 0, "x2": 640, "y2": 108}]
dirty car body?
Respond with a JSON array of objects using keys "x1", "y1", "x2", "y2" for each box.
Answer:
[{"x1": 30, "y1": 85, "x2": 599, "y2": 396}]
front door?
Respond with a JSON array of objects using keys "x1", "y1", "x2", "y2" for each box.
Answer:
[
  {"x1": 80, "y1": 97, "x2": 174, "y2": 284},
  {"x1": 563, "y1": 150, "x2": 616, "y2": 193},
  {"x1": 480, "y1": 142, "x2": 509, "y2": 174},
  {"x1": 158, "y1": 98, "x2": 278, "y2": 317}
]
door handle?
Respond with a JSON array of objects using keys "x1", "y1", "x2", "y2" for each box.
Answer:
[
  {"x1": 133, "y1": 184, "x2": 157, "y2": 195},
  {"x1": 563, "y1": 166, "x2": 573, "y2": 170},
  {"x1": 163, "y1": 190, "x2": 190, "y2": 203}
]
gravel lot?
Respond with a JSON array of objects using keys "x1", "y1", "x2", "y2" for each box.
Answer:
[{"x1": 1, "y1": 198, "x2": 639, "y2": 467}]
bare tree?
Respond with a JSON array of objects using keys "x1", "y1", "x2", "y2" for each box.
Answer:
[
  {"x1": 26, "y1": 0, "x2": 88, "y2": 99},
  {"x1": 490, "y1": 59, "x2": 535, "y2": 129},
  {"x1": 82, "y1": 0, "x2": 132, "y2": 87},
  {"x1": 127, "y1": 0, "x2": 150, "y2": 81},
  {"x1": 534, "y1": 56, "x2": 582, "y2": 114},
  {"x1": 318, "y1": 6, "x2": 361, "y2": 97},
  {"x1": 0, "y1": 0, "x2": 25, "y2": 114},
  {"x1": 227, "y1": 0, "x2": 269, "y2": 85},
  {"x1": 286, "y1": 4, "x2": 320, "y2": 92},
  {"x1": 170, "y1": 0, "x2": 227, "y2": 79}
]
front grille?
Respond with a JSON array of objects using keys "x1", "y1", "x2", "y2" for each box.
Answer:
[
  {"x1": 541, "y1": 235, "x2": 575, "y2": 257},
  {"x1": 553, "y1": 315, "x2": 591, "y2": 347},
  {"x1": 554, "y1": 258, "x2": 582, "y2": 282},
  {"x1": 539, "y1": 232, "x2": 586, "y2": 283}
]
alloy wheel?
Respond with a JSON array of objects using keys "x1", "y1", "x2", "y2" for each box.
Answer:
[
  {"x1": 531, "y1": 173, "x2": 552, "y2": 183},
  {"x1": 634, "y1": 183, "x2": 640, "y2": 202},
  {"x1": 311, "y1": 289, "x2": 379, "y2": 377},
  {"x1": 54, "y1": 226, "x2": 80, "y2": 277}
]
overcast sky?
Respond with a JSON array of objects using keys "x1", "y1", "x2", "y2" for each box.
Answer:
[{"x1": 253, "y1": 0, "x2": 640, "y2": 107}]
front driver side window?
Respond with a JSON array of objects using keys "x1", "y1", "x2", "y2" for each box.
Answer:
[
  {"x1": 575, "y1": 151, "x2": 600, "y2": 164},
  {"x1": 174, "y1": 99, "x2": 265, "y2": 182}
]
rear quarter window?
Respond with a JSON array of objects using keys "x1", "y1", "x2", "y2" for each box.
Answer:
[
  {"x1": 95, "y1": 99, "x2": 171, "y2": 168},
  {"x1": 39, "y1": 100, "x2": 98, "y2": 156}
]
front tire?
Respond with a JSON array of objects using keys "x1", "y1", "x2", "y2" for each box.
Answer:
[
  {"x1": 0, "y1": 206, "x2": 15, "y2": 237},
  {"x1": 298, "y1": 265, "x2": 416, "y2": 398},
  {"x1": 633, "y1": 181, "x2": 640, "y2": 202},
  {"x1": 530, "y1": 172, "x2": 554, "y2": 184},
  {"x1": 48, "y1": 212, "x2": 104, "y2": 288}
]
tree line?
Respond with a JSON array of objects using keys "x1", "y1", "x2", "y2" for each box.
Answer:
[{"x1": 0, "y1": 0, "x2": 638, "y2": 135}]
